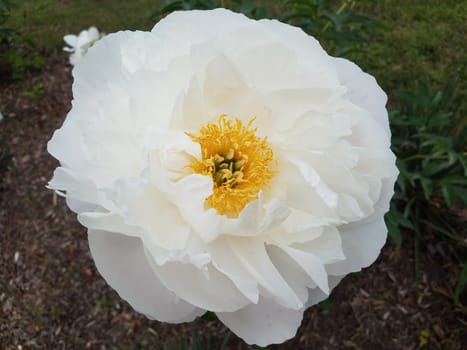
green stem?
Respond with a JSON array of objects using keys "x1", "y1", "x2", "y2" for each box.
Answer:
[
  {"x1": 402, "y1": 151, "x2": 467, "y2": 162},
  {"x1": 322, "y1": 0, "x2": 354, "y2": 33}
]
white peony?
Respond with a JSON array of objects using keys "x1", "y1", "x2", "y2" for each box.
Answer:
[
  {"x1": 63, "y1": 26, "x2": 102, "y2": 66},
  {"x1": 48, "y1": 9, "x2": 398, "y2": 346}
]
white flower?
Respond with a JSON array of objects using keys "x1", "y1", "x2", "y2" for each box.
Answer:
[
  {"x1": 48, "y1": 9, "x2": 398, "y2": 346},
  {"x1": 63, "y1": 26, "x2": 102, "y2": 66}
]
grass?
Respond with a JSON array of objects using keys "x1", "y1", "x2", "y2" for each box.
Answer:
[
  {"x1": 6, "y1": 0, "x2": 163, "y2": 49},
  {"x1": 6, "y1": 0, "x2": 466, "y2": 91},
  {"x1": 351, "y1": 0, "x2": 467, "y2": 92}
]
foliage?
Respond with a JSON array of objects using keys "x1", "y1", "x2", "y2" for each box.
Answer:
[
  {"x1": 151, "y1": 0, "x2": 270, "y2": 21},
  {"x1": 0, "y1": 0, "x2": 14, "y2": 45},
  {"x1": 5, "y1": 0, "x2": 165, "y2": 49},
  {"x1": 0, "y1": 0, "x2": 44, "y2": 80},
  {"x1": 150, "y1": 0, "x2": 378, "y2": 56},
  {"x1": 386, "y1": 75, "x2": 467, "y2": 302},
  {"x1": 283, "y1": 0, "x2": 380, "y2": 55},
  {"x1": 6, "y1": 50, "x2": 45, "y2": 80}
]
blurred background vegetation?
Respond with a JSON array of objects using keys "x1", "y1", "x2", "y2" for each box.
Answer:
[
  {"x1": 3, "y1": 0, "x2": 466, "y2": 90},
  {"x1": 1, "y1": 0, "x2": 466, "y2": 348}
]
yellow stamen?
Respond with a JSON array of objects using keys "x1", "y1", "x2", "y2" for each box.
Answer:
[{"x1": 187, "y1": 115, "x2": 276, "y2": 217}]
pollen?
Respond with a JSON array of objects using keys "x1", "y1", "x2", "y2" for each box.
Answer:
[{"x1": 187, "y1": 115, "x2": 276, "y2": 217}]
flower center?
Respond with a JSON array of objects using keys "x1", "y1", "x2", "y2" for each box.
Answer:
[{"x1": 187, "y1": 115, "x2": 276, "y2": 217}]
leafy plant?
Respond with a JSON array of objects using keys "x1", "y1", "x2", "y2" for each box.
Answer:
[
  {"x1": 149, "y1": 0, "x2": 271, "y2": 22},
  {"x1": 21, "y1": 82, "x2": 44, "y2": 100},
  {"x1": 0, "y1": 0, "x2": 45, "y2": 80},
  {"x1": 150, "y1": 0, "x2": 379, "y2": 56},
  {"x1": 387, "y1": 75, "x2": 467, "y2": 303},
  {"x1": 0, "y1": 0, "x2": 14, "y2": 45},
  {"x1": 283, "y1": 0, "x2": 380, "y2": 55},
  {"x1": 7, "y1": 50, "x2": 44, "y2": 79}
]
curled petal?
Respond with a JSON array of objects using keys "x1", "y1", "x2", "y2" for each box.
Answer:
[
  {"x1": 149, "y1": 259, "x2": 251, "y2": 312},
  {"x1": 217, "y1": 297, "x2": 304, "y2": 346},
  {"x1": 327, "y1": 218, "x2": 388, "y2": 276},
  {"x1": 332, "y1": 57, "x2": 389, "y2": 135},
  {"x1": 88, "y1": 230, "x2": 203, "y2": 322}
]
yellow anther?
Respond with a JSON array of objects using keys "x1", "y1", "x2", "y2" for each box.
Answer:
[{"x1": 187, "y1": 115, "x2": 276, "y2": 217}]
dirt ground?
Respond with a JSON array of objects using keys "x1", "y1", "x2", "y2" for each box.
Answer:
[{"x1": 0, "y1": 56, "x2": 466, "y2": 350}]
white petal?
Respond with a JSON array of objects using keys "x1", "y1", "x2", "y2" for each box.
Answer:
[
  {"x1": 307, "y1": 275, "x2": 344, "y2": 307},
  {"x1": 150, "y1": 260, "x2": 251, "y2": 312},
  {"x1": 106, "y1": 177, "x2": 191, "y2": 251},
  {"x1": 293, "y1": 226, "x2": 345, "y2": 264},
  {"x1": 332, "y1": 57, "x2": 389, "y2": 135},
  {"x1": 78, "y1": 212, "x2": 141, "y2": 237},
  {"x1": 227, "y1": 238, "x2": 303, "y2": 309},
  {"x1": 47, "y1": 167, "x2": 110, "y2": 213},
  {"x1": 326, "y1": 218, "x2": 387, "y2": 275},
  {"x1": 217, "y1": 297, "x2": 304, "y2": 346},
  {"x1": 72, "y1": 31, "x2": 141, "y2": 98},
  {"x1": 281, "y1": 210, "x2": 327, "y2": 236},
  {"x1": 276, "y1": 245, "x2": 329, "y2": 294},
  {"x1": 152, "y1": 8, "x2": 250, "y2": 45},
  {"x1": 376, "y1": 175, "x2": 398, "y2": 214},
  {"x1": 66, "y1": 197, "x2": 96, "y2": 214},
  {"x1": 287, "y1": 156, "x2": 338, "y2": 208},
  {"x1": 63, "y1": 34, "x2": 77, "y2": 47},
  {"x1": 127, "y1": 71, "x2": 184, "y2": 131},
  {"x1": 88, "y1": 230, "x2": 203, "y2": 322},
  {"x1": 69, "y1": 52, "x2": 82, "y2": 65},
  {"x1": 219, "y1": 194, "x2": 289, "y2": 238},
  {"x1": 266, "y1": 245, "x2": 314, "y2": 303},
  {"x1": 209, "y1": 240, "x2": 260, "y2": 303},
  {"x1": 164, "y1": 174, "x2": 221, "y2": 242},
  {"x1": 87, "y1": 26, "x2": 100, "y2": 41}
]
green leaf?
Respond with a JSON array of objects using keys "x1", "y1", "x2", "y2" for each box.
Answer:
[
  {"x1": 441, "y1": 183, "x2": 467, "y2": 207},
  {"x1": 201, "y1": 311, "x2": 217, "y2": 322},
  {"x1": 420, "y1": 177, "x2": 433, "y2": 200},
  {"x1": 386, "y1": 217, "x2": 403, "y2": 248},
  {"x1": 454, "y1": 261, "x2": 467, "y2": 303},
  {"x1": 318, "y1": 296, "x2": 333, "y2": 309},
  {"x1": 422, "y1": 220, "x2": 464, "y2": 242},
  {"x1": 389, "y1": 205, "x2": 414, "y2": 229}
]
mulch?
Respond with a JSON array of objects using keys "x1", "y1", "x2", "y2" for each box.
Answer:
[{"x1": 0, "y1": 55, "x2": 465, "y2": 350}]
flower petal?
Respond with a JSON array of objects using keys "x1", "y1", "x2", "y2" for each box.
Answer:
[
  {"x1": 326, "y1": 218, "x2": 388, "y2": 275},
  {"x1": 227, "y1": 238, "x2": 303, "y2": 309},
  {"x1": 152, "y1": 8, "x2": 250, "y2": 46},
  {"x1": 332, "y1": 57, "x2": 390, "y2": 135},
  {"x1": 217, "y1": 297, "x2": 304, "y2": 346},
  {"x1": 63, "y1": 34, "x2": 77, "y2": 47},
  {"x1": 209, "y1": 240, "x2": 260, "y2": 303},
  {"x1": 105, "y1": 176, "x2": 191, "y2": 251},
  {"x1": 150, "y1": 259, "x2": 251, "y2": 312},
  {"x1": 274, "y1": 245, "x2": 329, "y2": 294},
  {"x1": 88, "y1": 229, "x2": 203, "y2": 322},
  {"x1": 306, "y1": 275, "x2": 344, "y2": 307}
]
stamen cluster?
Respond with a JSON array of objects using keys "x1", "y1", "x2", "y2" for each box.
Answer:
[{"x1": 187, "y1": 116, "x2": 275, "y2": 217}]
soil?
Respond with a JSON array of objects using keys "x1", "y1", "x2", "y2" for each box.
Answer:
[{"x1": 0, "y1": 56, "x2": 466, "y2": 350}]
